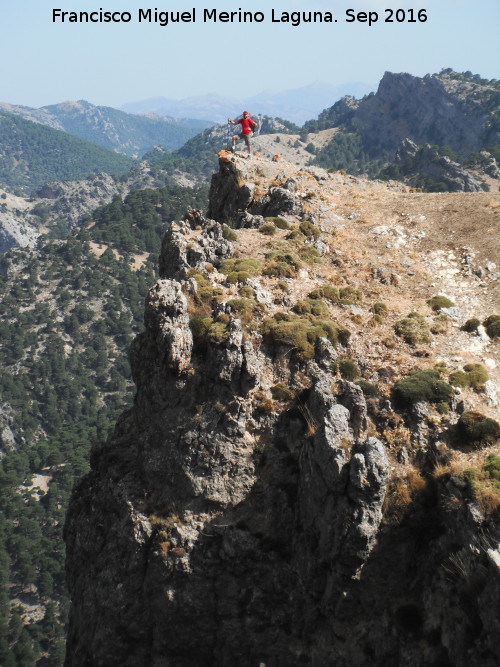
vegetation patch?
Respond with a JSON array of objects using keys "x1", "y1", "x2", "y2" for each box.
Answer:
[
  {"x1": 261, "y1": 312, "x2": 350, "y2": 361},
  {"x1": 339, "y1": 286, "x2": 362, "y2": 305},
  {"x1": 299, "y1": 220, "x2": 321, "y2": 240},
  {"x1": 394, "y1": 312, "x2": 432, "y2": 345},
  {"x1": 393, "y1": 369, "x2": 453, "y2": 406},
  {"x1": 456, "y1": 411, "x2": 500, "y2": 447},
  {"x1": 383, "y1": 469, "x2": 426, "y2": 525},
  {"x1": 331, "y1": 358, "x2": 360, "y2": 381},
  {"x1": 265, "y1": 216, "x2": 290, "y2": 230},
  {"x1": 308, "y1": 284, "x2": 362, "y2": 305},
  {"x1": 372, "y1": 302, "x2": 388, "y2": 316},
  {"x1": 253, "y1": 391, "x2": 276, "y2": 415},
  {"x1": 259, "y1": 223, "x2": 277, "y2": 236},
  {"x1": 222, "y1": 225, "x2": 237, "y2": 241},
  {"x1": 309, "y1": 284, "x2": 339, "y2": 302},
  {"x1": 186, "y1": 268, "x2": 209, "y2": 287},
  {"x1": 431, "y1": 314, "x2": 450, "y2": 334},
  {"x1": 270, "y1": 383, "x2": 295, "y2": 401},
  {"x1": 293, "y1": 298, "x2": 329, "y2": 317},
  {"x1": 263, "y1": 251, "x2": 302, "y2": 278},
  {"x1": 458, "y1": 454, "x2": 500, "y2": 515},
  {"x1": 427, "y1": 295, "x2": 455, "y2": 311},
  {"x1": 238, "y1": 286, "x2": 255, "y2": 298},
  {"x1": 483, "y1": 314, "x2": 500, "y2": 339},
  {"x1": 221, "y1": 257, "x2": 262, "y2": 284},
  {"x1": 189, "y1": 315, "x2": 228, "y2": 346},
  {"x1": 286, "y1": 227, "x2": 306, "y2": 242},
  {"x1": 462, "y1": 318, "x2": 480, "y2": 333},
  {"x1": 449, "y1": 364, "x2": 489, "y2": 392},
  {"x1": 298, "y1": 245, "x2": 322, "y2": 263},
  {"x1": 356, "y1": 380, "x2": 379, "y2": 397}
]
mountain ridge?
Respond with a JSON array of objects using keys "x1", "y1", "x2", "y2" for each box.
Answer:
[
  {"x1": 120, "y1": 81, "x2": 375, "y2": 124},
  {"x1": 0, "y1": 100, "x2": 212, "y2": 157},
  {"x1": 64, "y1": 151, "x2": 499, "y2": 666}
]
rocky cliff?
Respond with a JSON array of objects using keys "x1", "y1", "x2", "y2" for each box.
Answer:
[
  {"x1": 64, "y1": 152, "x2": 500, "y2": 666},
  {"x1": 352, "y1": 70, "x2": 499, "y2": 155}
]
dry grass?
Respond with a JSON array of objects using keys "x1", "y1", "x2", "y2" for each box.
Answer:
[{"x1": 383, "y1": 467, "x2": 426, "y2": 525}]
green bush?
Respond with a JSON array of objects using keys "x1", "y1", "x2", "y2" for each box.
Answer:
[
  {"x1": 356, "y1": 380, "x2": 379, "y2": 397},
  {"x1": 393, "y1": 369, "x2": 453, "y2": 406},
  {"x1": 427, "y1": 295, "x2": 455, "y2": 311},
  {"x1": 293, "y1": 299, "x2": 329, "y2": 317},
  {"x1": 449, "y1": 370, "x2": 469, "y2": 388},
  {"x1": 226, "y1": 271, "x2": 251, "y2": 284},
  {"x1": 459, "y1": 454, "x2": 500, "y2": 514},
  {"x1": 263, "y1": 252, "x2": 302, "y2": 278},
  {"x1": 457, "y1": 411, "x2": 500, "y2": 446},
  {"x1": 372, "y1": 302, "x2": 388, "y2": 315},
  {"x1": 226, "y1": 298, "x2": 261, "y2": 317},
  {"x1": 298, "y1": 245, "x2": 321, "y2": 263},
  {"x1": 339, "y1": 286, "x2": 362, "y2": 304},
  {"x1": 449, "y1": 364, "x2": 488, "y2": 391},
  {"x1": 286, "y1": 228, "x2": 306, "y2": 242},
  {"x1": 299, "y1": 220, "x2": 321, "y2": 240},
  {"x1": 189, "y1": 315, "x2": 228, "y2": 346},
  {"x1": 309, "y1": 284, "x2": 339, "y2": 302},
  {"x1": 394, "y1": 313, "x2": 432, "y2": 345},
  {"x1": 462, "y1": 318, "x2": 480, "y2": 333},
  {"x1": 186, "y1": 268, "x2": 209, "y2": 287},
  {"x1": 222, "y1": 225, "x2": 237, "y2": 241},
  {"x1": 259, "y1": 223, "x2": 277, "y2": 236},
  {"x1": 266, "y1": 216, "x2": 289, "y2": 230},
  {"x1": 221, "y1": 258, "x2": 262, "y2": 277},
  {"x1": 261, "y1": 313, "x2": 350, "y2": 361},
  {"x1": 239, "y1": 286, "x2": 255, "y2": 298},
  {"x1": 484, "y1": 454, "x2": 500, "y2": 481},
  {"x1": 483, "y1": 314, "x2": 500, "y2": 339},
  {"x1": 331, "y1": 358, "x2": 359, "y2": 380},
  {"x1": 463, "y1": 363, "x2": 489, "y2": 391}
]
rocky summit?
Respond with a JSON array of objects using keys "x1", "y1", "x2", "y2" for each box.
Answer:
[{"x1": 64, "y1": 151, "x2": 500, "y2": 666}]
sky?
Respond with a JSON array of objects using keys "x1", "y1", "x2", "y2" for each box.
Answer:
[{"x1": 1, "y1": 0, "x2": 499, "y2": 109}]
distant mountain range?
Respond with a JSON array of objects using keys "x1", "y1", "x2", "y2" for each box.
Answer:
[
  {"x1": 0, "y1": 100, "x2": 212, "y2": 157},
  {"x1": 120, "y1": 82, "x2": 375, "y2": 124}
]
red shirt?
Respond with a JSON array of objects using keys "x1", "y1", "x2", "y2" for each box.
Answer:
[{"x1": 237, "y1": 117, "x2": 256, "y2": 135}]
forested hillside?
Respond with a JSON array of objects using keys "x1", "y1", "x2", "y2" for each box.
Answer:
[
  {"x1": 0, "y1": 182, "x2": 208, "y2": 665},
  {"x1": 0, "y1": 111, "x2": 134, "y2": 193},
  {"x1": 0, "y1": 100, "x2": 212, "y2": 157}
]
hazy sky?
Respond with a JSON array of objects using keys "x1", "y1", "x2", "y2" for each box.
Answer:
[{"x1": 2, "y1": 0, "x2": 499, "y2": 108}]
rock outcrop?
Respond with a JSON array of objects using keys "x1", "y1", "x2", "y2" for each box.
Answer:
[
  {"x1": 395, "y1": 138, "x2": 484, "y2": 192},
  {"x1": 64, "y1": 153, "x2": 500, "y2": 667},
  {"x1": 352, "y1": 71, "x2": 498, "y2": 155}
]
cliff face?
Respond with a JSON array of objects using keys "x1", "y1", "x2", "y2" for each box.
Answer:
[
  {"x1": 64, "y1": 153, "x2": 500, "y2": 666},
  {"x1": 352, "y1": 71, "x2": 498, "y2": 155}
]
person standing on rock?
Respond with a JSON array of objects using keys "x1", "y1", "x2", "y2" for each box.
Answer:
[{"x1": 228, "y1": 111, "x2": 257, "y2": 156}]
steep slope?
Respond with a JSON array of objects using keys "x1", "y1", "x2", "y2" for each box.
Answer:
[
  {"x1": 0, "y1": 100, "x2": 212, "y2": 156},
  {"x1": 0, "y1": 151, "x2": 206, "y2": 253},
  {"x1": 65, "y1": 153, "x2": 499, "y2": 666},
  {"x1": 0, "y1": 111, "x2": 134, "y2": 193},
  {"x1": 0, "y1": 182, "x2": 208, "y2": 664}
]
